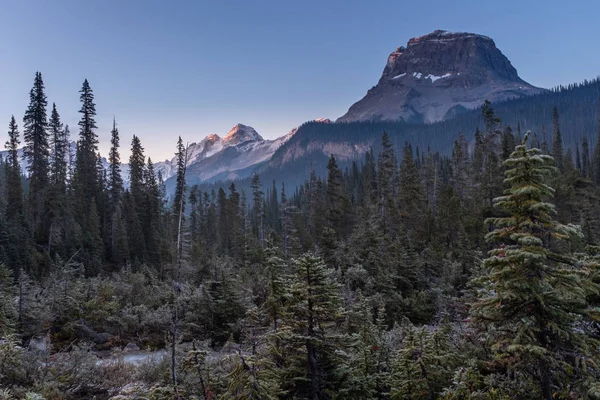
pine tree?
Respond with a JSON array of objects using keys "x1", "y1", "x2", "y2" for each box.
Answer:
[
  {"x1": 222, "y1": 353, "x2": 281, "y2": 399},
  {"x1": 470, "y1": 132, "x2": 600, "y2": 399},
  {"x1": 582, "y1": 135, "x2": 591, "y2": 177},
  {"x1": 251, "y1": 173, "x2": 265, "y2": 248},
  {"x1": 552, "y1": 106, "x2": 564, "y2": 171},
  {"x1": 73, "y1": 79, "x2": 99, "y2": 227},
  {"x1": 82, "y1": 200, "x2": 103, "y2": 275},
  {"x1": 110, "y1": 202, "x2": 129, "y2": 267},
  {"x1": 106, "y1": 119, "x2": 125, "y2": 264},
  {"x1": 390, "y1": 322, "x2": 459, "y2": 400},
  {"x1": 377, "y1": 132, "x2": 398, "y2": 231},
  {"x1": 501, "y1": 126, "x2": 516, "y2": 161},
  {"x1": 144, "y1": 158, "x2": 163, "y2": 268},
  {"x1": 262, "y1": 244, "x2": 287, "y2": 333},
  {"x1": 108, "y1": 118, "x2": 123, "y2": 206},
  {"x1": 5, "y1": 116, "x2": 24, "y2": 219},
  {"x1": 22, "y1": 72, "x2": 50, "y2": 240},
  {"x1": 0, "y1": 264, "x2": 16, "y2": 335},
  {"x1": 217, "y1": 187, "x2": 229, "y2": 253},
  {"x1": 451, "y1": 133, "x2": 470, "y2": 202},
  {"x1": 398, "y1": 142, "x2": 426, "y2": 246},
  {"x1": 173, "y1": 136, "x2": 187, "y2": 233},
  {"x1": 325, "y1": 154, "x2": 347, "y2": 239},
  {"x1": 124, "y1": 135, "x2": 147, "y2": 264},
  {"x1": 280, "y1": 183, "x2": 292, "y2": 257},
  {"x1": 129, "y1": 134, "x2": 145, "y2": 207},
  {"x1": 47, "y1": 104, "x2": 69, "y2": 255},
  {"x1": 275, "y1": 253, "x2": 344, "y2": 399},
  {"x1": 339, "y1": 292, "x2": 389, "y2": 399},
  {"x1": 482, "y1": 100, "x2": 501, "y2": 133},
  {"x1": 594, "y1": 108, "x2": 600, "y2": 184},
  {"x1": 49, "y1": 103, "x2": 68, "y2": 187}
]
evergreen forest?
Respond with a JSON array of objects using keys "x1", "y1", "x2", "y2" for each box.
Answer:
[{"x1": 1, "y1": 73, "x2": 600, "y2": 400}]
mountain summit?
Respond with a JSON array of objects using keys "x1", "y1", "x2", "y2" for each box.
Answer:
[
  {"x1": 222, "y1": 123, "x2": 263, "y2": 146},
  {"x1": 338, "y1": 30, "x2": 544, "y2": 123}
]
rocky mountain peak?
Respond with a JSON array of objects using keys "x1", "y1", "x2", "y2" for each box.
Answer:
[
  {"x1": 222, "y1": 123, "x2": 263, "y2": 146},
  {"x1": 338, "y1": 30, "x2": 544, "y2": 123},
  {"x1": 205, "y1": 133, "x2": 220, "y2": 142},
  {"x1": 380, "y1": 30, "x2": 519, "y2": 83}
]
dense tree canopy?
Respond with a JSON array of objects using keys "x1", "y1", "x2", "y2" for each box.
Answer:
[{"x1": 1, "y1": 74, "x2": 600, "y2": 399}]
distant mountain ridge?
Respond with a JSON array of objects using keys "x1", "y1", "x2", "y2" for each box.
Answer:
[
  {"x1": 5, "y1": 31, "x2": 597, "y2": 196},
  {"x1": 337, "y1": 30, "x2": 544, "y2": 123},
  {"x1": 157, "y1": 123, "x2": 300, "y2": 186}
]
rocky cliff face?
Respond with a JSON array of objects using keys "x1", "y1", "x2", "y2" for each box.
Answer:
[{"x1": 338, "y1": 30, "x2": 544, "y2": 123}]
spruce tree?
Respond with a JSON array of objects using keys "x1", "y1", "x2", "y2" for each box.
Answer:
[
  {"x1": 172, "y1": 136, "x2": 187, "y2": 233},
  {"x1": 73, "y1": 79, "x2": 99, "y2": 226},
  {"x1": 49, "y1": 103, "x2": 68, "y2": 188},
  {"x1": 108, "y1": 118, "x2": 123, "y2": 205},
  {"x1": 275, "y1": 253, "x2": 344, "y2": 399},
  {"x1": 47, "y1": 104, "x2": 68, "y2": 255},
  {"x1": 106, "y1": 119, "x2": 125, "y2": 264},
  {"x1": 0, "y1": 264, "x2": 16, "y2": 334},
  {"x1": 594, "y1": 110, "x2": 600, "y2": 184},
  {"x1": 22, "y1": 72, "x2": 50, "y2": 239},
  {"x1": 325, "y1": 154, "x2": 347, "y2": 239},
  {"x1": 251, "y1": 172, "x2": 265, "y2": 248},
  {"x1": 470, "y1": 132, "x2": 600, "y2": 399},
  {"x1": 398, "y1": 142, "x2": 426, "y2": 246},
  {"x1": 582, "y1": 135, "x2": 591, "y2": 177},
  {"x1": 5, "y1": 116, "x2": 24, "y2": 219},
  {"x1": 377, "y1": 132, "x2": 398, "y2": 231},
  {"x1": 129, "y1": 134, "x2": 145, "y2": 207},
  {"x1": 144, "y1": 158, "x2": 163, "y2": 268},
  {"x1": 552, "y1": 106, "x2": 564, "y2": 171},
  {"x1": 339, "y1": 292, "x2": 389, "y2": 399}
]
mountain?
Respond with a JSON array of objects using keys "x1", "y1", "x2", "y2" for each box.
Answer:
[
  {"x1": 223, "y1": 78, "x2": 599, "y2": 194},
  {"x1": 337, "y1": 30, "x2": 544, "y2": 124},
  {"x1": 0, "y1": 141, "x2": 78, "y2": 178},
  {"x1": 160, "y1": 123, "x2": 299, "y2": 189}
]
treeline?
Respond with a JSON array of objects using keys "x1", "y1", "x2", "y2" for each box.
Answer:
[
  {"x1": 0, "y1": 74, "x2": 600, "y2": 399},
  {"x1": 249, "y1": 78, "x2": 600, "y2": 191},
  {"x1": 0, "y1": 73, "x2": 186, "y2": 277}
]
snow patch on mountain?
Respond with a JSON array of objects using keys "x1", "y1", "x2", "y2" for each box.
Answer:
[{"x1": 425, "y1": 73, "x2": 452, "y2": 83}]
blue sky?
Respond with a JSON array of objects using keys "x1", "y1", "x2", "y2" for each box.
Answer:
[{"x1": 1, "y1": 0, "x2": 599, "y2": 160}]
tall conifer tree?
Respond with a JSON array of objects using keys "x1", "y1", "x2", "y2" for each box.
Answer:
[
  {"x1": 5, "y1": 116, "x2": 23, "y2": 219},
  {"x1": 552, "y1": 106, "x2": 564, "y2": 171},
  {"x1": 108, "y1": 118, "x2": 123, "y2": 205},
  {"x1": 47, "y1": 103, "x2": 68, "y2": 254},
  {"x1": 73, "y1": 79, "x2": 99, "y2": 223},
  {"x1": 22, "y1": 72, "x2": 50, "y2": 239},
  {"x1": 471, "y1": 132, "x2": 599, "y2": 399}
]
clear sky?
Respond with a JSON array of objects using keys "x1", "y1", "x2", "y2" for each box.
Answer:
[{"x1": 1, "y1": 0, "x2": 599, "y2": 161}]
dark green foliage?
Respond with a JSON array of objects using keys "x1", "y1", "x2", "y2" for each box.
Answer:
[
  {"x1": 5, "y1": 116, "x2": 24, "y2": 219},
  {"x1": 47, "y1": 104, "x2": 69, "y2": 257},
  {"x1": 552, "y1": 106, "x2": 564, "y2": 171},
  {"x1": 274, "y1": 253, "x2": 345, "y2": 399},
  {"x1": 22, "y1": 72, "x2": 50, "y2": 242},
  {"x1": 108, "y1": 118, "x2": 123, "y2": 206},
  {"x1": 3, "y1": 74, "x2": 600, "y2": 398},
  {"x1": 471, "y1": 132, "x2": 600, "y2": 399},
  {"x1": 73, "y1": 79, "x2": 100, "y2": 220}
]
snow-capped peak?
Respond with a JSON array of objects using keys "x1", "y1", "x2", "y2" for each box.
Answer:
[
  {"x1": 205, "y1": 133, "x2": 220, "y2": 142},
  {"x1": 222, "y1": 124, "x2": 263, "y2": 146},
  {"x1": 314, "y1": 118, "x2": 332, "y2": 123}
]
